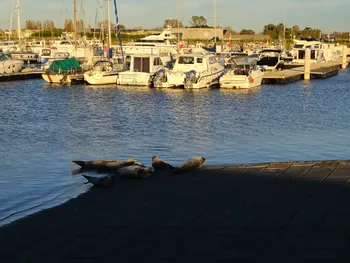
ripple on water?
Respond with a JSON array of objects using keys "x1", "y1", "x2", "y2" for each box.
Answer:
[{"x1": 0, "y1": 70, "x2": 350, "y2": 225}]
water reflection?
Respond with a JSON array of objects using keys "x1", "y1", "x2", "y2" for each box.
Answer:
[{"x1": 0, "y1": 70, "x2": 350, "y2": 226}]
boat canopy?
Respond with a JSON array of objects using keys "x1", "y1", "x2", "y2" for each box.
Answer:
[{"x1": 46, "y1": 57, "x2": 82, "y2": 73}]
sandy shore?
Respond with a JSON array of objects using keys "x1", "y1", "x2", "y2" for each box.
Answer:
[{"x1": 1, "y1": 160, "x2": 350, "y2": 262}]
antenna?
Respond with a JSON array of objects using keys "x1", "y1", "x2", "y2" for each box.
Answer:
[
  {"x1": 9, "y1": 0, "x2": 14, "y2": 41},
  {"x1": 16, "y1": 0, "x2": 21, "y2": 50},
  {"x1": 214, "y1": 0, "x2": 216, "y2": 45}
]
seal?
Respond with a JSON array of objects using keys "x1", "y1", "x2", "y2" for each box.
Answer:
[
  {"x1": 72, "y1": 158, "x2": 137, "y2": 171},
  {"x1": 72, "y1": 160, "x2": 116, "y2": 170},
  {"x1": 82, "y1": 174, "x2": 114, "y2": 187},
  {"x1": 172, "y1": 156, "x2": 206, "y2": 174},
  {"x1": 105, "y1": 158, "x2": 139, "y2": 172},
  {"x1": 118, "y1": 165, "x2": 154, "y2": 179},
  {"x1": 152, "y1": 156, "x2": 174, "y2": 171}
]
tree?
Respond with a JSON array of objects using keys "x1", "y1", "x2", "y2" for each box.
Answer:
[
  {"x1": 64, "y1": 19, "x2": 73, "y2": 32},
  {"x1": 189, "y1": 16, "x2": 208, "y2": 28},
  {"x1": 240, "y1": 29, "x2": 255, "y2": 35},
  {"x1": 98, "y1": 20, "x2": 116, "y2": 30},
  {"x1": 163, "y1": 18, "x2": 183, "y2": 28}
]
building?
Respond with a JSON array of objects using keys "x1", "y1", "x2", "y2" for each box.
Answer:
[
  {"x1": 170, "y1": 28, "x2": 270, "y2": 42},
  {"x1": 171, "y1": 28, "x2": 224, "y2": 41}
]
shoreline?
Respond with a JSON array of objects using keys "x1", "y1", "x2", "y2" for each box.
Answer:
[{"x1": 1, "y1": 159, "x2": 350, "y2": 262}]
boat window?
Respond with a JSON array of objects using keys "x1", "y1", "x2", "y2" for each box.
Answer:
[
  {"x1": 196, "y1": 58, "x2": 203, "y2": 63},
  {"x1": 209, "y1": 56, "x2": 217, "y2": 64},
  {"x1": 0, "y1": 54, "x2": 9, "y2": 61},
  {"x1": 311, "y1": 50, "x2": 316, "y2": 59},
  {"x1": 178, "y1": 56, "x2": 194, "y2": 64},
  {"x1": 294, "y1": 44, "x2": 304, "y2": 48},
  {"x1": 153, "y1": 57, "x2": 162, "y2": 66}
]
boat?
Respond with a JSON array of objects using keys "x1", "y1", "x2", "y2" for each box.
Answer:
[
  {"x1": 118, "y1": 54, "x2": 170, "y2": 86},
  {"x1": 0, "y1": 52, "x2": 24, "y2": 74},
  {"x1": 41, "y1": 57, "x2": 83, "y2": 84},
  {"x1": 121, "y1": 28, "x2": 178, "y2": 55},
  {"x1": 153, "y1": 53, "x2": 225, "y2": 89},
  {"x1": 289, "y1": 38, "x2": 342, "y2": 64},
  {"x1": 219, "y1": 56, "x2": 265, "y2": 89},
  {"x1": 257, "y1": 49, "x2": 284, "y2": 71},
  {"x1": 84, "y1": 59, "x2": 125, "y2": 85}
]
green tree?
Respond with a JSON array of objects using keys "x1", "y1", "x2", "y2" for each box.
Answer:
[
  {"x1": 163, "y1": 18, "x2": 183, "y2": 28},
  {"x1": 240, "y1": 29, "x2": 255, "y2": 35},
  {"x1": 64, "y1": 19, "x2": 73, "y2": 32},
  {"x1": 189, "y1": 16, "x2": 208, "y2": 28}
]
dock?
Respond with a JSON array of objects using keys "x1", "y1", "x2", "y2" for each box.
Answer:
[
  {"x1": 262, "y1": 58, "x2": 350, "y2": 84},
  {"x1": 0, "y1": 71, "x2": 44, "y2": 81},
  {"x1": 1, "y1": 160, "x2": 350, "y2": 262}
]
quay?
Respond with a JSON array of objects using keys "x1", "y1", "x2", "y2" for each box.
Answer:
[
  {"x1": 1, "y1": 160, "x2": 350, "y2": 262},
  {"x1": 0, "y1": 71, "x2": 43, "y2": 81},
  {"x1": 262, "y1": 59, "x2": 350, "y2": 85}
]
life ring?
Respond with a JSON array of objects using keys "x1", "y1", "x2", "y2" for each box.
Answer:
[{"x1": 248, "y1": 76, "x2": 254, "y2": 83}]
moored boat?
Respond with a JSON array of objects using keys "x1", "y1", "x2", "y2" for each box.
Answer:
[{"x1": 41, "y1": 57, "x2": 83, "y2": 84}]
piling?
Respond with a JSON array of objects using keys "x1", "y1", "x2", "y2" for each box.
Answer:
[
  {"x1": 342, "y1": 45, "x2": 348, "y2": 69},
  {"x1": 304, "y1": 48, "x2": 311, "y2": 80}
]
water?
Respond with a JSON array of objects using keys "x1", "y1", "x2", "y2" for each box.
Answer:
[{"x1": 1, "y1": 70, "x2": 350, "y2": 226}]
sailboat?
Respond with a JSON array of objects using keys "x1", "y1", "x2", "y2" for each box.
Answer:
[
  {"x1": 84, "y1": 0, "x2": 126, "y2": 85},
  {"x1": 42, "y1": 0, "x2": 84, "y2": 83}
]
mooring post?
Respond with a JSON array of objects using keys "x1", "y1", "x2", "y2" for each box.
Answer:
[
  {"x1": 304, "y1": 48, "x2": 311, "y2": 80},
  {"x1": 342, "y1": 45, "x2": 347, "y2": 69}
]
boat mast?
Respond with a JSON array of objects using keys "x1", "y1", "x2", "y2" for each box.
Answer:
[
  {"x1": 74, "y1": 0, "x2": 77, "y2": 49},
  {"x1": 107, "y1": 0, "x2": 111, "y2": 47},
  {"x1": 100, "y1": 0, "x2": 104, "y2": 43},
  {"x1": 9, "y1": 0, "x2": 14, "y2": 41},
  {"x1": 113, "y1": 0, "x2": 124, "y2": 63},
  {"x1": 176, "y1": 0, "x2": 180, "y2": 45},
  {"x1": 214, "y1": 0, "x2": 216, "y2": 47},
  {"x1": 16, "y1": 0, "x2": 21, "y2": 49}
]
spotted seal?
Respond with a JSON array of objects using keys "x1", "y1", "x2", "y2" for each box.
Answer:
[
  {"x1": 82, "y1": 174, "x2": 114, "y2": 187},
  {"x1": 152, "y1": 156, "x2": 174, "y2": 171},
  {"x1": 172, "y1": 156, "x2": 206, "y2": 174},
  {"x1": 118, "y1": 165, "x2": 154, "y2": 179}
]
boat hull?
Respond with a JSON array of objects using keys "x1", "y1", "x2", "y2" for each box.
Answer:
[
  {"x1": 220, "y1": 70, "x2": 265, "y2": 89},
  {"x1": 42, "y1": 73, "x2": 84, "y2": 84},
  {"x1": 118, "y1": 72, "x2": 152, "y2": 86},
  {"x1": 184, "y1": 69, "x2": 224, "y2": 89},
  {"x1": 0, "y1": 60, "x2": 24, "y2": 74},
  {"x1": 84, "y1": 72, "x2": 119, "y2": 85}
]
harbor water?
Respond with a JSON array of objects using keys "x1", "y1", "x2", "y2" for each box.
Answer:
[{"x1": 1, "y1": 69, "x2": 350, "y2": 226}]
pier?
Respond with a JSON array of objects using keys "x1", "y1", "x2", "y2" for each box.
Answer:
[
  {"x1": 0, "y1": 71, "x2": 43, "y2": 81},
  {"x1": 262, "y1": 58, "x2": 350, "y2": 85},
  {"x1": 1, "y1": 160, "x2": 350, "y2": 262}
]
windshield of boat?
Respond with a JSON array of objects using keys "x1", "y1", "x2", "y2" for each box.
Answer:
[
  {"x1": 178, "y1": 56, "x2": 194, "y2": 64},
  {"x1": 0, "y1": 54, "x2": 10, "y2": 61}
]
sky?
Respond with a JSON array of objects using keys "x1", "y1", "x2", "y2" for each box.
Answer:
[{"x1": 0, "y1": 0, "x2": 349, "y2": 33}]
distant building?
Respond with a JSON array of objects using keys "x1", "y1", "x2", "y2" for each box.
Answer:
[
  {"x1": 170, "y1": 28, "x2": 270, "y2": 42},
  {"x1": 171, "y1": 28, "x2": 224, "y2": 41}
]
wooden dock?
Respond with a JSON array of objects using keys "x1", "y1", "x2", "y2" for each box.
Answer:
[
  {"x1": 262, "y1": 58, "x2": 350, "y2": 84},
  {"x1": 0, "y1": 71, "x2": 44, "y2": 81}
]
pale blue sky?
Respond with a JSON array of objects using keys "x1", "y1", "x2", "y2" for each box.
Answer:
[{"x1": 0, "y1": 0, "x2": 348, "y2": 33}]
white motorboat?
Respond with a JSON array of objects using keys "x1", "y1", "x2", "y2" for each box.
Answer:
[
  {"x1": 257, "y1": 49, "x2": 284, "y2": 71},
  {"x1": 289, "y1": 37, "x2": 342, "y2": 64},
  {"x1": 118, "y1": 54, "x2": 169, "y2": 86},
  {"x1": 153, "y1": 53, "x2": 225, "y2": 89},
  {"x1": 220, "y1": 56, "x2": 265, "y2": 89},
  {"x1": 84, "y1": 59, "x2": 125, "y2": 85},
  {"x1": 122, "y1": 28, "x2": 177, "y2": 55},
  {"x1": 0, "y1": 52, "x2": 24, "y2": 74}
]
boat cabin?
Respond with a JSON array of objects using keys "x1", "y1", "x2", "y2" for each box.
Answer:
[
  {"x1": 172, "y1": 54, "x2": 219, "y2": 73},
  {"x1": 129, "y1": 55, "x2": 164, "y2": 73}
]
